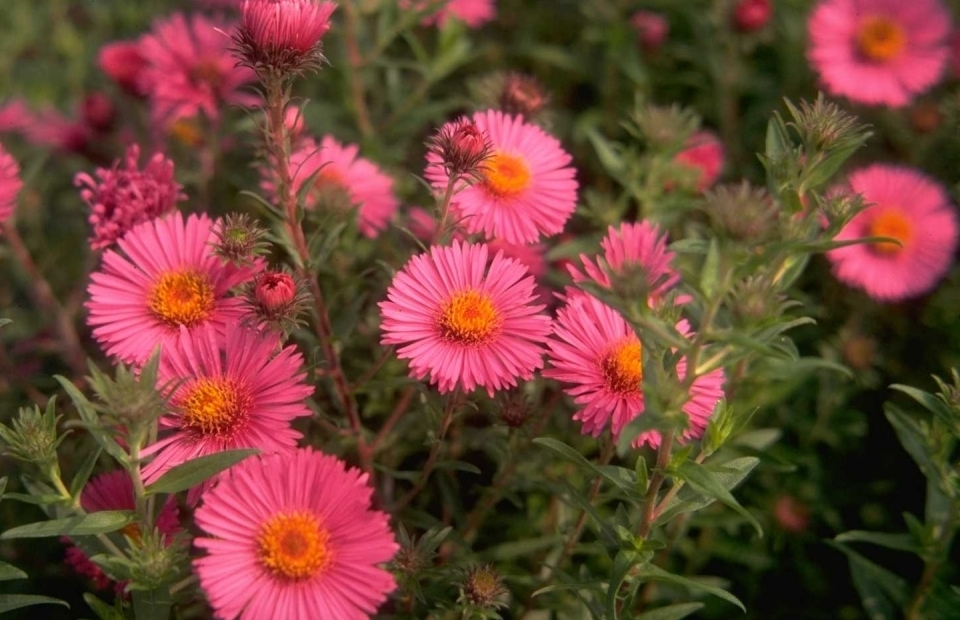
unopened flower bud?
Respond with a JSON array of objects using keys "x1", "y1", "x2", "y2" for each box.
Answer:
[
  {"x1": 212, "y1": 213, "x2": 270, "y2": 266},
  {"x1": 0, "y1": 402, "x2": 64, "y2": 468},
  {"x1": 630, "y1": 11, "x2": 669, "y2": 53},
  {"x1": 461, "y1": 564, "x2": 507, "y2": 609},
  {"x1": 256, "y1": 271, "x2": 297, "y2": 313},
  {"x1": 840, "y1": 331, "x2": 877, "y2": 371},
  {"x1": 497, "y1": 392, "x2": 531, "y2": 428},
  {"x1": 702, "y1": 181, "x2": 777, "y2": 241},
  {"x1": 773, "y1": 495, "x2": 811, "y2": 534},
  {"x1": 909, "y1": 100, "x2": 942, "y2": 134},
  {"x1": 732, "y1": 0, "x2": 772, "y2": 33},
  {"x1": 427, "y1": 118, "x2": 493, "y2": 178},
  {"x1": 81, "y1": 93, "x2": 117, "y2": 133},
  {"x1": 499, "y1": 72, "x2": 549, "y2": 119},
  {"x1": 233, "y1": 0, "x2": 337, "y2": 77}
]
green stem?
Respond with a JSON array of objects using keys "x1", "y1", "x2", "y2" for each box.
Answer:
[{"x1": 394, "y1": 390, "x2": 461, "y2": 511}]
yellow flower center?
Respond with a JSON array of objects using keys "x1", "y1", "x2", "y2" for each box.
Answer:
[
  {"x1": 438, "y1": 290, "x2": 502, "y2": 346},
  {"x1": 482, "y1": 152, "x2": 532, "y2": 197},
  {"x1": 189, "y1": 58, "x2": 225, "y2": 90},
  {"x1": 256, "y1": 511, "x2": 331, "y2": 581},
  {"x1": 169, "y1": 118, "x2": 203, "y2": 147},
  {"x1": 856, "y1": 16, "x2": 906, "y2": 62},
  {"x1": 147, "y1": 269, "x2": 216, "y2": 328},
  {"x1": 311, "y1": 167, "x2": 354, "y2": 212},
  {"x1": 600, "y1": 338, "x2": 642, "y2": 394},
  {"x1": 868, "y1": 209, "x2": 912, "y2": 256},
  {"x1": 178, "y1": 377, "x2": 252, "y2": 438}
]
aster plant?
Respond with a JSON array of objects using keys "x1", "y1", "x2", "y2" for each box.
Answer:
[{"x1": 4, "y1": 2, "x2": 960, "y2": 620}]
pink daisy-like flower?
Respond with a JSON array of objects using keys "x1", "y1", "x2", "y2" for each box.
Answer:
[
  {"x1": 99, "y1": 41, "x2": 150, "y2": 98},
  {"x1": 673, "y1": 130, "x2": 724, "y2": 192},
  {"x1": 379, "y1": 240, "x2": 552, "y2": 396},
  {"x1": 63, "y1": 470, "x2": 180, "y2": 591},
  {"x1": 75, "y1": 144, "x2": 185, "y2": 250},
  {"x1": 234, "y1": 0, "x2": 337, "y2": 74},
  {"x1": 568, "y1": 221, "x2": 681, "y2": 304},
  {"x1": 544, "y1": 293, "x2": 725, "y2": 448},
  {"x1": 22, "y1": 106, "x2": 92, "y2": 155},
  {"x1": 827, "y1": 164, "x2": 958, "y2": 301},
  {"x1": 86, "y1": 211, "x2": 260, "y2": 364},
  {"x1": 405, "y1": 0, "x2": 496, "y2": 28},
  {"x1": 194, "y1": 448, "x2": 398, "y2": 620},
  {"x1": 425, "y1": 109, "x2": 577, "y2": 245},
  {"x1": 807, "y1": 0, "x2": 951, "y2": 107},
  {"x1": 141, "y1": 323, "x2": 313, "y2": 484},
  {"x1": 139, "y1": 13, "x2": 258, "y2": 126},
  {"x1": 274, "y1": 135, "x2": 398, "y2": 238},
  {"x1": 0, "y1": 143, "x2": 22, "y2": 225}
]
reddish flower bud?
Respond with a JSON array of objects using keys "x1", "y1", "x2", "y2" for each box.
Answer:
[
  {"x1": 255, "y1": 271, "x2": 297, "y2": 313},
  {"x1": 732, "y1": 0, "x2": 772, "y2": 33},
  {"x1": 674, "y1": 130, "x2": 725, "y2": 192},
  {"x1": 773, "y1": 495, "x2": 811, "y2": 534},
  {"x1": 98, "y1": 41, "x2": 149, "y2": 98},
  {"x1": 81, "y1": 93, "x2": 117, "y2": 133},
  {"x1": 630, "y1": 11, "x2": 669, "y2": 53},
  {"x1": 427, "y1": 118, "x2": 493, "y2": 178},
  {"x1": 499, "y1": 72, "x2": 548, "y2": 118},
  {"x1": 233, "y1": 0, "x2": 337, "y2": 76}
]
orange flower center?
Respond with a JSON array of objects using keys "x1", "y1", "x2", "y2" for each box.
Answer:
[
  {"x1": 189, "y1": 58, "x2": 225, "y2": 90},
  {"x1": 311, "y1": 167, "x2": 354, "y2": 211},
  {"x1": 169, "y1": 118, "x2": 204, "y2": 147},
  {"x1": 482, "y1": 152, "x2": 532, "y2": 197},
  {"x1": 856, "y1": 16, "x2": 906, "y2": 62},
  {"x1": 120, "y1": 523, "x2": 142, "y2": 544},
  {"x1": 600, "y1": 337, "x2": 642, "y2": 395},
  {"x1": 868, "y1": 209, "x2": 912, "y2": 256},
  {"x1": 178, "y1": 377, "x2": 252, "y2": 438},
  {"x1": 147, "y1": 269, "x2": 216, "y2": 328},
  {"x1": 438, "y1": 290, "x2": 502, "y2": 346},
  {"x1": 257, "y1": 511, "x2": 331, "y2": 581}
]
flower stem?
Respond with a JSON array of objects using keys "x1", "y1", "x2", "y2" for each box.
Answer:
[
  {"x1": 394, "y1": 390, "x2": 461, "y2": 511},
  {"x1": 339, "y1": 0, "x2": 373, "y2": 138}
]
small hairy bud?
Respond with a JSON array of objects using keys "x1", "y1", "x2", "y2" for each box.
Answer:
[
  {"x1": 732, "y1": 0, "x2": 772, "y2": 33},
  {"x1": 461, "y1": 564, "x2": 507, "y2": 609},
  {"x1": 232, "y1": 0, "x2": 337, "y2": 78},
  {"x1": 212, "y1": 213, "x2": 270, "y2": 266},
  {"x1": 499, "y1": 72, "x2": 549, "y2": 119},
  {"x1": 427, "y1": 118, "x2": 493, "y2": 179}
]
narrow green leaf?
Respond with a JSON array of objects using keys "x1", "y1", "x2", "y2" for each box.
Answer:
[
  {"x1": 0, "y1": 562, "x2": 27, "y2": 581},
  {"x1": 0, "y1": 477, "x2": 7, "y2": 500},
  {"x1": 891, "y1": 384, "x2": 960, "y2": 436},
  {"x1": 586, "y1": 127, "x2": 625, "y2": 175},
  {"x1": 145, "y1": 449, "x2": 258, "y2": 495},
  {"x1": 0, "y1": 493, "x2": 65, "y2": 506},
  {"x1": 834, "y1": 530, "x2": 920, "y2": 553},
  {"x1": 637, "y1": 602, "x2": 705, "y2": 620},
  {"x1": 1, "y1": 511, "x2": 134, "y2": 539},
  {"x1": 674, "y1": 460, "x2": 763, "y2": 537},
  {"x1": 433, "y1": 460, "x2": 481, "y2": 475},
  {"x1": 82, "y1": 593, "x2": 126, "y2": 620},
  {"x1": 699, "y1": 238, "x2": 721, "y2": 298},
  {"x1": 55, "y1": 375, "x2": 127, "y2": 463},
  {"x1": 70, "y1": 447, "x2": 104, "y2": 499},
  {"x1": 655, "y1": 457, "x2": 759, "y2": 526},
  {"x1": 641, "y1": 565, "x2": 745, "y2": 611},
  {"x1": 885, "y1": 405, "x2": 939, "y2": 482},
  {"x1": 534, "y1": 437, "x2": 638, "y2": 499},
  {"x1": 132, "y1": 586, "x2": 173, "y2": 620},
  {"x1": 829, "y1": 542, "x2": 909, "y2": 620},
  {"x1": 606, "y1": 550, "x2": 638, "y2": 620},
  {"x1": 0, "y1": 594, "x2": 70, "y2": 613},
  {"x1": 635, "y1": 455, "x2": 649, "y2": 496}
]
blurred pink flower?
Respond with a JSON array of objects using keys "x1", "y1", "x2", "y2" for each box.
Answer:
[
  {"x1": 425, "y1": 109, "x2": 578, "y2": 244},
  {"x1": 75, "y1": 144, "x2": 185, "y2": 250},
  {"x1": 0, "y1": 143, "x2": 22, "y2": 225},
  {"x1": 139, "y1": 13, "x2": 258, "y2": 126},
  {"x1": 379, "y1": 240, "x2": 551, "y2": 396},
  {"x1": 406, "y1": 0, "x2": 496, "y2": 28},
  {"x1": 674, "y1": 130, "x2": 724, "y2": 192},
  {"x1": 827, "y1": 164, "x2": 958, "y2": 301},
  {"x1": 807, "y1": 0, "x2": 951, "y2": 107},
  {"x1": 732, "y1": 0, "x2": 772, "y2": 33},
  {"x1": 194, "y1": 448, "x2": 397, "y2": 620},
  {"x1": 630, "y1": 10, "x2": 669, "y2": 52},
  {"x1": 21, "y1": 106, "x2": 92, "y2": 154},
  {"x1": 99, "y1": 41, "x2": 150, "y2": 97},
  {"x1": 0, "y1": 99, "x2": 31, "y2": 133}
]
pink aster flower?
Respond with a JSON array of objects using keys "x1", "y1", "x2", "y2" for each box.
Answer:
[
  {"x1": 673, "y1": 130, "x2": 724, "y2": 192},
  {"x1": 75, "y1": 144, "x2": 185, "y2": 250},
  {"x1": 425, "y1": 109, "x2": 578, "y2": 245},
  {"x1": 631, "y1": 10, "x2": 669, "y2": 52},
  {"x1": 99, "y1": 41, "x2": 150, "y2": 98},
  {"x1": 544, "y1": 293, "x2": 725, "y2": 448},
  {"x1": 0, "y1": 98, "x2": 30, "y2": 133},
  {"x1": 22, "y1": 106, "x2": 92, "y2": 155},
  {"x1": 63, "y1": 470, "x2": 180, "y2": 591},
  {"x1": 141, "y1": 323, "x2": 312, "y2": 485},
  {"x1": 274, "y1": 135, "x2": 399, "y2": 238},
  {"x1": 827, "y1": 164, "x2": 958, "y2": 301},
  {"x1": 139, "y1": 13, "x2": 258, "y2": 126},
  {"x1": 405, "y1": 0, "x2": 496, "y2": 28},
  {"x1": 807, "y1": 0, "x2": 951, "y2": 107},
  {"x1": 194, "y1": 448, "x2": 398, "y2": 620},
  {"x1": 234, "y1": 0, "x2": 337, "y2": 75},
  {"x1": 0, "y1": 143, "x2": 22, "y2": 225},
  {"x1": 379, "y1": 240, "x2": 552, "y2": 396},
  {"x1": 568, "y1": 221, "x2": 681, "y2": 305},
  {"x1": 86, "y1": 211, "x2": 260, "y2": 364}
]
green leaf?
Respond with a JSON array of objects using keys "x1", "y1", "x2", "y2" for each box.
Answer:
[
  {"x1": 82, "y1": 593, "x2": 127, "y2": 620},
  {"x1": 885, "y1": 405, "x2": 939, "y2": 483},
  {"x1": 55, "y1": 375, "x2": 127, "y2": 463},
  {"x1": 586, "y1": 127, "x2": 625, "y2": 175},
  {"x1": 674, "y1": 460, "x2": 763, "y2": 536},
  {"x1": 637, "y1": 602, "x2": 705, "y2": 620},
  {"x1": 144, "y1": 449, "x2": 258, "y2": 495},
  {"x1": 655, "y1": 457, "x2": 759, "y2": 526},
  {"x1": 70, "y1": 446, "x2": 104, "y2": 499},
  {"x1": 534, "y1": 438, "x2": 638, "y2": 499},
  {"x1": 635, "y1": 455, "x2": 649, "y2": 496},
  {"x1": 1, "y1": 511, "x2": 134, "y2": 539},
  {"x1": 0, "y1": 476, "x2": 7, "y2": 500},
  {"x1": 829, "y1": 542, "x2": 909, "y2": 620},
  {"x1": 641, "y1": 565, "x2": 745, "y2": 611},
  {"x1": 891, "y1": 384, "x2": 960, "y2": 436},
  {"x1": 0, "y1": 493, "x2": 65, "y2": 506},
  {"x1": 132, "y1": 586, "x2": 173, "y2": 620},
  {"x1": 834, "y1": 530, "x2": 921, "y2": 554},
  {"x1": 432, "y1": 460, "x2": 481, "y2": 475},
  {"x1": 0, "y1": 562, "x2": 27, "y2": 582},
  {"x1": 699, "y1": 238, "x2": 721, "y2": 298},
  {"x1": 606, "y1": 550, "x2": 639, "y2": 620},
  {"x1": 0, "y1": 594, "x2": 69, "y2": 613}
]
